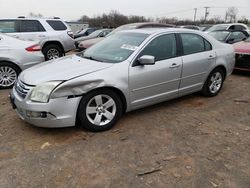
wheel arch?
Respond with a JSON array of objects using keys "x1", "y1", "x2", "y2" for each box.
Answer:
[
  {"x1": 42, "y1": 41, "x2": 65, "y2": 53},
  {"x1": 84, "y1": 86, "x2": 128, "y2": 114},
  {"x1": 0, "y1": 60, "x2": 22, "y2": 72}
]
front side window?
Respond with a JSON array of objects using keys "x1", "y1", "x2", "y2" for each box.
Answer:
[
  {"x1": 0, "y1": 20, "x2": 18, "y2": 33},
  {"x1": 46, "y1": 20, "x2": 67, "y2": 31},
  {"x1": 20, "y1": 20, "x2": 45, "y2": 32},
  {"x1": 180, "y1": 33, "x2": 211, "y2": 55},
  {"x1": 83, "y1": 32, "x2": 149, "y2": 63},
  {"x1": 138, "y1": 34, "x2": 177, "y2": 61}
]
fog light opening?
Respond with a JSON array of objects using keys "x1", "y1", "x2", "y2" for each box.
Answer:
[{"x1": 26, "y1": 111, "x2": 47, "y2": 118}]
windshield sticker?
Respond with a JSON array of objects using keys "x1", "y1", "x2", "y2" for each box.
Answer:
[{"x1": 120, "y1": 44, "x2": 138, "y2": 51}]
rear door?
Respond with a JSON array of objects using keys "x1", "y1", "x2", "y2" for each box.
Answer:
[
  {"x1": 179, "y1": 33, "x2": 216, "y2": 95},
  {"x1": 17, "y1": 20, "x2": 47, "y2": 41}
]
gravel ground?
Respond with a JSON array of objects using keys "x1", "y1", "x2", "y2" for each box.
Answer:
[{"x1": 0, "y1": 72, "x2": 249, "y2": 188}]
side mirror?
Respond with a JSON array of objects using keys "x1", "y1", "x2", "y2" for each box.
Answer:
[
  {"x1": 138, "y1": 55, "x2": 155, "y2": 65},
  {"x1": 99, "y1": 33, "x2": 105, "y2": 37}
]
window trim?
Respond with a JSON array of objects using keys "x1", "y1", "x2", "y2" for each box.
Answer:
[
  {"x1": 178, "y1": 33, "x2": 212, "y2": 56},
  {"x1": 132, "y1": 33, "x2": 180, "y2": 67}
]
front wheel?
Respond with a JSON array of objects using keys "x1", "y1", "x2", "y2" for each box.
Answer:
[
  {"x1": 202, "y1": 68, "x2": 225, "y2": 97},
  {"x1": 77, "y1": 89, "x2": 123, "y2": 132}
]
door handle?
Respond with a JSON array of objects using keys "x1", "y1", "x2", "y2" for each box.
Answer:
[
  {"x1": 169, "y1": 63, "x2": 180, "y2": 69},
  {"x1": 208, "y1": 55, "x2": 215, "y2": 60}
]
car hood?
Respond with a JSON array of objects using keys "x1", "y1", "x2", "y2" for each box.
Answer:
[
  {"x1": 20, "y1": 55, "x2": 113, "y2": 85},
  {"x1": 233, "y1": 41, "x2": 250, "y2": 54}
]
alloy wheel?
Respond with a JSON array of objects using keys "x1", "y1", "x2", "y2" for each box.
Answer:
[
  {"x1": 0, "y1": 66, "x2": 17, "y2": 87},
  {"x1": 47, "y1": 49, "x2": 60, "y2": 60},
  {"x1": 209, "y1": 72, "x2": 222, "y2": 94},
  {"x1": 86, "y1": 94, "x2": 117, "y2": 126}
]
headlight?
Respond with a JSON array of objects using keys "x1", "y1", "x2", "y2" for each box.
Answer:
[{"x1": 30, "y1": 81, "x2": 62, "y2": 103}]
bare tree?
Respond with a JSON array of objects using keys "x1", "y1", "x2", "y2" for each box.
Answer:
[
  {"x1": 28, "y1": 12, "x2": 43, "y2": 18},
  {"x1": 225, "y1": 7, "x2": 238, "y2": 23}
]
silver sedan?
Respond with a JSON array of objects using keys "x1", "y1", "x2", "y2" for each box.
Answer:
[
  {"x1": 0, "y1": 34, "x2": 44, "y2": 88},
  {"x1": 10, "y1": 28, "x2": 235, "y2": 131}
]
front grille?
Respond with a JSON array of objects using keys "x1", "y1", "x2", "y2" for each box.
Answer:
[
  {"x1": 236, "y1": 54, "x2": 250, "y2": 61},
  {"x1": 14, "y1": 79, "x2": 33, "y2": 99}
]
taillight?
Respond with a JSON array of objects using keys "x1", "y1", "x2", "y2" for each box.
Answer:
[
  {"x1": 26, "y1": 44, "x2": 41, "y2": 52},
  {"x1": 67, "y1": 31, "x2": 74, "y2": 38}
]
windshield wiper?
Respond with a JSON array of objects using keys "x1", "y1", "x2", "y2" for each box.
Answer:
[{"x1": 83, "y1": 55, "x2": 103, "y2": 62}]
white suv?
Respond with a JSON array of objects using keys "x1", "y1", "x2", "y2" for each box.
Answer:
[{"x1": 0, "y1": 17, "x2": 75, "y2": 60}]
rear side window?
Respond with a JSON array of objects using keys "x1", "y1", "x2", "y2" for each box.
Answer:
[
  {"x1": 0, "y1": 20, "x2": 19, "y2": 33},
  {"x1": 180, "y1": 33, "x2": 212, "y2": 55},
  {"x1": 228, "y1": 31, "x2": 246, "y2": 40},
  {"x1": 20, "y1": 20, "x2": 45, "y2": 32},
  {"x1": 46, "y1": 20, "x2": 67, "y2": 31}
]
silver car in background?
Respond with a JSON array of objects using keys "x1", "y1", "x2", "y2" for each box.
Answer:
[
  {"x1": 0, "y1": 34, "x2": 44, "y2": 89},
  {"x1": 0, "y1": 17, "x2": 75, "y2": 60},
  {"x1": 10, "y1": 28, "x2": 235, "y2": 132}
]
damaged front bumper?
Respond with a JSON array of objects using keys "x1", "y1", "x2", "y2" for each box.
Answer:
[{"x1": 10, "y1": 88, "x2": 82, "y2": 128}]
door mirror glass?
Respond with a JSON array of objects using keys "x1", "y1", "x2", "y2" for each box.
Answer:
[{"x1": 138, "y1": 55, "x2": 155, "y2": 65}]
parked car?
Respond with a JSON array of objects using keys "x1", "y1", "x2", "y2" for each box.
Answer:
[
  {"x1": 0, "y1": 17, "x2": 75, "y2": 60},
  {"x1": 208, "y1": 30, "x2": 249, "y2": 44},
  {"x1": 78, "y1": 22, "x2": 175, "y2": 50},
  {"x1": 199, "y1": 25, "x2": 213, "y2": 32},
  {"x1": 178, "y1": 25, "x2": 200, "y2": 30},
  {"x1": 233, "y1": 37, "x2": 250, "y2": 71},
  {"x1": 205, "y1": 23, "x2": 249, "y2": 33},
  {"x1": 74, "y1": 27, "x2": 100, "y2": 39},
  {"x1": 10, "y1": 28, "x2": 235, "y2": 131},
  {"x1": 0, "y1": 34, "x2": 44, "y2": 89},
  {"x1": 75, "y1": 29, "x2": 112, "y2": 49}
]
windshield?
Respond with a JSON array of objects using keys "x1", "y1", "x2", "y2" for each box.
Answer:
[
  {"x1": 207, "y1": 25, "x2": 228, "y2": 32},
  {"x1": 209, "y1": 31, "x2": 229, "y2": 41},
  {"x1": 245, "y1": 37, "x2": 250, "y2": 42},
  {"x1": 83, "y1": 32, "x2": 149, "y2": 63},
  {"x1": 88, "y1": 30, "x2": 103, "y2": 37},
  {"x1": 106, "y1": 24, "x2": 138, "y2": 37}
]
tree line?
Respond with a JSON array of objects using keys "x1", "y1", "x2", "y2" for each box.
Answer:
[{"x1": 77, "y1": 10, "x2": 249, "y2": 28}]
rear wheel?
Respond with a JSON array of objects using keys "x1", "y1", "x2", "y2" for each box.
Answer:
[
  {"x1": 42, "y1": 44, "x2": 64, "y2": 60},
  {"x1": 77, "y1": 89, "x2": 123, "y2": 132},
  {"x1": 202, "y1": 68, "x2": 225, "y2": 97},
  {"x1": 0, "y1": 62, "x2": 20, "y2": 89}
]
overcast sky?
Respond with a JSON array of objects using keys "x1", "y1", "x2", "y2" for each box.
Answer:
[{"x1": 0, "y1": 0, "x2": 249, "y2": 21}]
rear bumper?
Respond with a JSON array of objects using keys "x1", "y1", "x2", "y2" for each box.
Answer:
[{"x1": 10, "y1": 88, "x2": 82, "y2": 128}]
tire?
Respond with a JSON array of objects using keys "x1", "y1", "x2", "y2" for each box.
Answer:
[
  {"x1": 77, "y1": 89, "x2": 123, "y2": 132},
  {"x1": 202, "y1": 68, "x2": 225, "y2": 97},
  {"x1": 42, "y1": 44, "x2": 64, "y2": 61},
  {"x1": 0, "y1": 62, "x2": 20, "y2": 89}
]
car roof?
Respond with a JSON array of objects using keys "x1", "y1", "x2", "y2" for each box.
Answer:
[
  {"x1": 213, "y1": 23, "x2": 247, "y2": 26},
  {"x1": 0, "y1": 17, "x2": 64, "y2": 21},
  {"x1": 119, "y1": 28, "x2": 203, "y2": 35}
]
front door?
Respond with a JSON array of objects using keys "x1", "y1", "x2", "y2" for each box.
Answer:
[{"x1": 129, "y1": 33, "x2": 182, "y2": 109}]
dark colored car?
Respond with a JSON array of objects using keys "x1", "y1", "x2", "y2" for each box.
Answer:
[
  {"x1": 74, "y1": 27, "x2": 100, "y2": 39},
  {"x1": 208, "y1": 30, "x2": 249, "y2": 44},
  {"x1": 78, "y1": 22, "x2": 175, "y2": 50},
  {"x1": 179, "y1": 25, "x2": 200, "y2": 30},
  {"x1": 233, "y1": 37, "x2": 250, "y2": 71}
]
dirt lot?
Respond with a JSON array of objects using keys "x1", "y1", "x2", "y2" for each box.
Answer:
[{"x1": 0, "y1": 72, "x2": 249, "y2": 188}]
